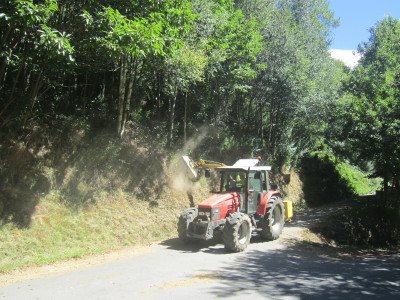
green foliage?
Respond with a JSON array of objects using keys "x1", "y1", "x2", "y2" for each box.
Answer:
[
  {"x1": 84, "y1": 7, "x2": 165, "y2": 57},
  {"x1": 1, "y1": 0, "x2": 382, "y2": 233},
  {"x1": 336, "y1": 162, "x2": 381, "y2": 196},
  {"x1": 307, "y1": 142, "x2": 381, "y2": 199},
  {"x1": 300, "y1": 154, "x2": 355, "y2": 207},
  {"x1": 339, "y1": 17, "x2": 400, "y2": 195},
  {"x1": 164, "y1": 46, "x2": 207, "y2": 95},
  {"x1": 0, "y1": 0, "x2": 350, "y2": 220},
  {"x1": 1, "y1": 0, "x2": 341, "y2": 155},
  {"x1": 38, "y1": 25, "x2": 74, "y2": 63},
  {"x1": 223, "y1": 0, "x2": 342, "y2": 167}
]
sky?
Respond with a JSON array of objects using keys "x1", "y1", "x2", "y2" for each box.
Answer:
[{"x1": 327, "y1": 0, "x2": 400, "y2": 67}]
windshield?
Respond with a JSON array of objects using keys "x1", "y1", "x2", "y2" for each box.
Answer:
[{"x1": 221, "y1": 171, "x2": 246, "y2": 192}]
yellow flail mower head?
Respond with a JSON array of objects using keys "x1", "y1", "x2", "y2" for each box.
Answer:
[{"x1": 179, "y1": 156, "x2": 226, "y2": 182}]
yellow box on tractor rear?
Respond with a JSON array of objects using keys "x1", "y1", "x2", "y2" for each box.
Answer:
[{"x1": 283, "y1": 200, "x2": 293, "y2": 222}]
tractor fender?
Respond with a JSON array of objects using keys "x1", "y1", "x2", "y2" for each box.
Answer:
[{"x1": 256, "y1": 191, "x2": 282, "y2": 215}]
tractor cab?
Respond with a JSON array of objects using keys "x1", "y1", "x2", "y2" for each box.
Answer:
[{"x1": 217, "y1": 159, "x2": 272, "y2": 214}]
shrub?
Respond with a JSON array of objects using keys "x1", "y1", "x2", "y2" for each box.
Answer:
[
  {"x1": 311, "y1": 201, "x2": 400, "y2": 247},
  {"x1": 300, "y1": 155, "x2": 355, "y2": 207}
]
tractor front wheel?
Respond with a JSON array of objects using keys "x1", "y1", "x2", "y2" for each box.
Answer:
[
  {"x1": 260, "y1": 196, "x2": 285, "y2": 240},
  {"x1": 177, "y1": 208, "x2": 198, "y2": 244},
  {"x1": 222, "y1": 213, "x2": 252, "y2": 252}
]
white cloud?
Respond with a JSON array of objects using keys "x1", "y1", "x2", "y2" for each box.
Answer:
[{"x1": 329, "y1": 49, "x2": 361, "y2": 68}]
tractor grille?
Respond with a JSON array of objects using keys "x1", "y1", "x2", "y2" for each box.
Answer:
[{"x1": 198, "y1": 208, "x2": 212, "y2": 220}]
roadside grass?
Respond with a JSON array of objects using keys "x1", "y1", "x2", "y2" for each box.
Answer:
[
  {"x1": 0, "y1": 182, "x2": 210, "y2": 272},
  {"x1": 0, "y1": 125, "x2": 215, "y2": 273}
]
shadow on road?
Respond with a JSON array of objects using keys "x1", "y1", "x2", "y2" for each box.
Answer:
[
  {"x1": 161, "y1": 235, "x2": 278, "y2": 254},
  {"x1": 163, "y1": 201, "x2": 400, "y2": 298},
  {"x1": 160, "y1": 238, "x2": 228, "y2": 254},
  {"x1": 286, "y1": 201, "x2": 351, "y2": 228},
  {"x1": 207, "y1": 239, "x2": 400, "y2": 299}
]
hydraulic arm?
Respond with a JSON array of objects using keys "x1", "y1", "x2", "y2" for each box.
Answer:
[{"x1": 180, "y1": 156, "x2": 226, "y2": 181}]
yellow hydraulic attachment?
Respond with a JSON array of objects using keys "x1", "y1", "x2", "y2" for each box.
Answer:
[
  {"x1": 180, "y1": 156, "x2": 226, "y2": 182},
  {"x1": 283, "y1": 200, "x2": 293, "y2": 222},
  {"x1": 196, "y1": 159, "x2": 226, "y2": 169}
]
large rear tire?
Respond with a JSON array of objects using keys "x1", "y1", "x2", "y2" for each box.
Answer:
[
  {"x1": 260, "y1": 196, "x2": 285, "y2": 240},
  {"x1": 177, "y1": 208, "x2": 198, "y2": 243},
  {"x1": 222, "y1": 212, "x2": 252, "y2": 252}
]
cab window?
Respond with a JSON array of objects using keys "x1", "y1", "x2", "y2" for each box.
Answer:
[
  {"x1": 221, "y1": 172, "x2": 245, "y2": 192},
  {"x1": 248, "y1": 172, "x2": 262, "y2": 192}
]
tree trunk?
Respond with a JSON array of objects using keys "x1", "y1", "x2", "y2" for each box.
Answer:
[
  {"x1": 121, "y1": 72, "x2": 134, "y2": 137},
  {"x1": 0, "y1": 26, "x2": 14, "y2": 88},
  {"x1": 117, "y1": 57, "x2": 127, "y2": 137},
  {"x1": 0, "y1": 98, "x2": 16, "y2": 127},
  {"x1": 30, "y1": 71, "x2": 43, "y2": 109},
  {"x1": 167, "y1": 94, "x2": 177, "y2": 147},
  {"x1": 8, "y1": 66, "x2": 23, "y2": 103},
  {"x1": 0, "y1": 57, "x2": 9, "y2": 88},
  {"x1": 117, "y1": 55, "x2": 139, "y2": 138},
  {"x1": 184, "y1": 92, "x2": 187, "y2": 145},
  {"x1": 258, "y1": 100, "x2": 264, "y2": 145}
]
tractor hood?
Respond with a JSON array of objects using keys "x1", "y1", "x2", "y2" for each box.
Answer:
[{"x1": 198, "y1": 192, "x2": 239, "y2": 209}]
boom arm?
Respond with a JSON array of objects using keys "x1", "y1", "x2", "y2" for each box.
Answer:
[
  {"x1": 180, "y1": 156, "x2": 226, "y2": 181},
  {"x1": 196, "y1": 159, "x2": 226, "y2": 169}
]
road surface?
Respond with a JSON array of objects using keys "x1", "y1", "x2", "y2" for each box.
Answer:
[{"x1": 1, "y1": 204, "x2": 400, "y2": 299}]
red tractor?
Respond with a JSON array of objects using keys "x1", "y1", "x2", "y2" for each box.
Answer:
[{"x1": 178, "y1": 157, "x2": 292, "y2": 252}]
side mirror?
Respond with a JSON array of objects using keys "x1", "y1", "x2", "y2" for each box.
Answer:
[{"x1": 204, "y1": 168, "x2": 211, "y2": 178}]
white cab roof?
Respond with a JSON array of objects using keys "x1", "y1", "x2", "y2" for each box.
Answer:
[
  {"x1": 233, "y1": 159, "x2": 259, "y2": 167},
  {"x1": 217, "y1": 158, "x2": 272, "y2": 171},
  {"x1": 217, "y1": 166, "x2": 272, "y2": 171}
]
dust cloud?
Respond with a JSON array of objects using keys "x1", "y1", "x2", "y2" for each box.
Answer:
[{"x1": 168, "y1": 126, "x2": 210, "y2": 198}]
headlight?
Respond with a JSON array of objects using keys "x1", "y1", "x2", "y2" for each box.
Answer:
[{"x1": 211, "y1": 208, "x2": 221, "y2": 220}]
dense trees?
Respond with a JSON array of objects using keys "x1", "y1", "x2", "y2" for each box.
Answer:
[
  {"x1": 338, "y1": 17, "x2": 400, "y2": 198},
  {"x1": 2, "y1": 1, "x2": 397, "y2": 178},
  {"x1": 235, "y1": 0, "x2": 341, "y2": 166},
  {"x1": 1, "y1": 0, "x2": 343, "y2": 168},
  {"x1": 2, "y1": 0, "x2": 398, "y2": 194}
]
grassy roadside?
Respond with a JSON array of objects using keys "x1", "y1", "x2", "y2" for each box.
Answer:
[
  {"x1": 0, "y1": 162, "x2": 306, "y2": 273},
  {"x1": 0, "y1": 120, "x2": 215, "y2": 272},
  {"x1": 0, "y1": 183, "x2": 210, "y2": 272}
]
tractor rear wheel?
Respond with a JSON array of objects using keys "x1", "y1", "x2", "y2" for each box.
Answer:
[
  {"x1": 177, "y1": 208, "x2": 198, "y2": 243},
  {"x1": 222, "y1": 212, "x2": 252, "y2": 252},
  {"x1": 260, "y1": 196, "x2": 285, "y2": 240}
]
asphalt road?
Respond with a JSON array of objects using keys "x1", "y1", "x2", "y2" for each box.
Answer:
[{"x1": 1, "y1": 205, "x2": 400, "y2": 300}]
